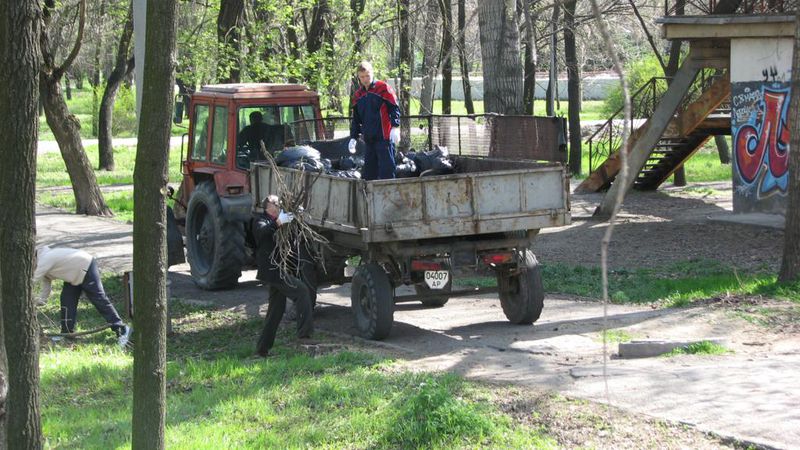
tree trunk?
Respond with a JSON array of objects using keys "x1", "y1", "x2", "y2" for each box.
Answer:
[
  {"x1": 441, "y1": 0, "x2": 453, "y2": 114},
  {"x1": 457, "y1": 0, "x2": 474, "y2": 114},
  {"x1": 564, "y1": 0, "x2": 581, "y2": 174},
  {"x1": 779, "y1": 10, "x2": 800, "y2": 283},
  {"x1": 41, "y1": 0, "x2": 112, "y2": 216},
  {"x1": 305, "y1": 0, "x2": 331, "y2": 92},
  {"x1": 479, "y1": 0, "x2": 524, "y2": 114},
  {"x1": 131, "y1": 1, "x2": 178, "y2": 448},
  {"x1": 398, "y1": 0, "x2": 412, "y2": 151},
  {"x1": 0, "y1": 1, "x2": 43, "y2": 448},
  {"x1": 91, "y1": 0, "x2": 107, "y2": 138},
  {"x1": 545, "y1": 3, "x2": 559, "y2": 116},
  {"x1": 419, "y1": 0, "x2": 441, "y2": 115},
  {"x1": 286, "y1": 16, "x2": 301, "y2": 84},
  {"x1": 99, "y1": 3, "x2": 134, "y2": 172},
  {"x1": 521, "y1": 0, "x2": 537, "y2": 115},
  {"x1": 715, "y1": 135, "x2": 730, "y2": 164},
  {"x1": 217, "y1": 0, "x2": 244, "y2": 83},
  {"x1": 65, "y1": 74, "x2": 72, "y2": 100}
]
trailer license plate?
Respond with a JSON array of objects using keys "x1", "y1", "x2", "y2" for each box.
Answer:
[{"x1": 424, "y1": 271, "x2": 449, "y2": 290}]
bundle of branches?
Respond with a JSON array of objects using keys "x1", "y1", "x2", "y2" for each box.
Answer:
[{"x1": 262, "y1": 147, "x2": 330, "y2": 283}]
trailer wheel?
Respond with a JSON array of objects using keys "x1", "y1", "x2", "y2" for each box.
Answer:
[
  {"x1": 496, "y1": 249, "x2": 544, "y2": 324},
  {"x1": 351, "y1": 263, "x2": 394, "y2": 340},
  {"x1": 185, "y1": 182, "x2": 245, "y2": 290}
]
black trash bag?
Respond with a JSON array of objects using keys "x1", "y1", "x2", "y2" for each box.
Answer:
[
  {"x1": 288, "y1": 159, "x2": 324, "y2": 172},
  {"x1": 406, "y1": 145, "x2": 452, "y2": 176},
  {"x1": 306, "y1": 136, "x2": 366, "y2": 160},
  {"x1": 320, "y1": 158, "x2": 332, "y2": 172},
  {"x1": 395, "y1": 157, "x2": 417, "y2": 178},
  {"x1": 334, "y1": 155, "x2": 364, "y2": 171},
  {"x1": 327, "y1": 169, "x2": 361, "y2": 179},
  {"x1": 275, "y1": 145, "x2": 321, "y2": 166}
]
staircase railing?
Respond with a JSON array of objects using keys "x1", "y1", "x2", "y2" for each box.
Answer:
[
  {"x1": 587, "y1": 70, "x2": 725, "y2": 174},
  {"x1": 664, "y1": 0, "x2": 797, "y2": 15}
]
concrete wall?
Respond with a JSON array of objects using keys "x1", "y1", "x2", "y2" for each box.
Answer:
[
  {"x1": 730, "y1": 37, "x2": 793, "y2": 214},
  {"x1": 387, "y1": 74, "x2": 620, "y2": 101}
]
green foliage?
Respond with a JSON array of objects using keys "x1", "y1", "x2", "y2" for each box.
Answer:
[
  {"x1": 602, "y1": 55, "x2": 666, "y2": 116},
  {"x1": 111, "y1": 84, "x2": 139, "y2": 137},
  {"x1": 665, "y1": 341, "x2": 731, "y2": 356},
  {"x1": 38, "y1": 294, "x2": 556, "y2": 448}
]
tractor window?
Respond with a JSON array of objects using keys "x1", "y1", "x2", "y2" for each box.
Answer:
[
  {"x1": 210, "y1": 106, "x2": 228, "y2": 165},
  {"x1": 191, "y1": 104, "x2": 210, "y2": 160}
]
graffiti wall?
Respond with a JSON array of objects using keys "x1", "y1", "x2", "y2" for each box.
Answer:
[{"x1": 730, "y1": 38, "x2": 793, "y2": 214}]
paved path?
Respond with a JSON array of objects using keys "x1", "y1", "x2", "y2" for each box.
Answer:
[{"x1": 35, "y1": 201, "x2": 800, "y2": 450}]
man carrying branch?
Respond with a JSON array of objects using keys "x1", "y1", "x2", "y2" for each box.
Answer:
[{"x1": 253, "y1": 195, "x2": 314, "y2": 357}]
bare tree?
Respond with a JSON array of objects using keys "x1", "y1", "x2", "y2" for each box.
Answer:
[
  {"x1": 441, "y1": 0, "x2": 453, "y2": 114},
  {"x1": 520, "y1": 0, "x2": 537, "y2": 115},
  {"x1": 398, "y1": 0, "x2": 413, "y2": 151},
  {"x1": 779, "y1": 10, "x2": 800, "y2": 283},
  {"x1": 545, "y1": 2, "x2": 559, "y2": 116},
  {"x1": 131, "y1": 0, "x2": 178, "y2": 447},
  {"x1": 419, "y1": 0, "x2": 441, "y2": 115},
  {"x1": 479, "y1": 0, "x2": 524, "y2": 114},
  {"x1": 41, "y1": 0, "x2": 112, "y2": 216},
  {"x1": 217, "y1": 0, "x2": 245, "y2": 83},
  {"x1": 98, "y1": 1, "x2": 135, "y2": 171},
  {"x1": 457, "y1": 0, "x2": 475, "y2": 114},
  {"x1": 0, "y1": 0, "x2": 43, "y2": 447},
  {"x1": 564, "y1": 0, "x2": 581, "y2": 174}
]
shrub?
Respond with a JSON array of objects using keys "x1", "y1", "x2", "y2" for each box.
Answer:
[
  {"x1": 602, "y1": 55, "x2": 667, "y2": 116},
  {"x1": 112, "y1": 84, "x2": 138, "y2": 137}
]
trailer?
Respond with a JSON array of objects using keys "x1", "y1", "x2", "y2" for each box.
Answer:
[{"x1": 250, "y1": 138, "x2": 570, "y2": 339}]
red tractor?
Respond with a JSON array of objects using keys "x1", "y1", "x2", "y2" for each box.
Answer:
[{"x1": 171, "y1": 83, "x2": 325, "y2": 289}]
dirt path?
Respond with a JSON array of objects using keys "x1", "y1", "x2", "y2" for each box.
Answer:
[{"x1": 35, "y1": 182, "x2": 799, "y2": 449}]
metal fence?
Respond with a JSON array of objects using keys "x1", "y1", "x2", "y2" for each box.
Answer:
[{"x1": 292, "y1": 114, "x2": 567, "y2": 163}]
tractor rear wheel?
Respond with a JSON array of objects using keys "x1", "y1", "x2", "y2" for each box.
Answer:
[{"x1": 185, "y1": 182, "x2": 245, "y2": 290}]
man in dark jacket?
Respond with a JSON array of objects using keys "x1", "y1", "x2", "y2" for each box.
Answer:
[
  {"x1": 252, "y1": 195, "x2": 313, "y2": 357},
  {"x1": 349, "y1": 60, "x2": 402, "y2": 180}
]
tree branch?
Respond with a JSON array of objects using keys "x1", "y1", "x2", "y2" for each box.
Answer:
[{"x1": 53, "y1": 0, "x2": 86, "y2": 80}]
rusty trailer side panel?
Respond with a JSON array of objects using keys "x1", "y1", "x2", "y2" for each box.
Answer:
[{"x1": 251, "y1": 156, "x2": 570, "y2": 243}]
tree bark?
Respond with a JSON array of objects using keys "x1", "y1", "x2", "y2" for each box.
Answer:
[
  {"x1": 441, "y1": 0, "x2": 453, "y2": 114},
  {"x1": 521, "y1": 0, "x2": 537, "y2": 115},
  {"x1": 131, "y1": 1, "x2": 178, "y2": 448},
  {"x1": 305, "y1": 0, "x2": 331, "y2": 92},
  {"x1": 419, "y1": 0, "x2": 441, "y2": 115},
  {"x1": 457, "y1": 0, "x2": 475, "y2": 114},
  {"x1": 217, "y1": 0, "x2": 244, "y2": 83},
  {"x1": 715, "y1": 135, "x2": 730, "y2": 164},
  {"x1": 478, "y1": 0, "x2": 524, "y2": 114},
  {"x1": 779, "y1": 10, "x2": 800, "y2": 283},
  {"x1": 91, "y1": 0, "x2": 108, "y2": 138},
  {"x1": 546, "y1": 3, "x2": 560, "y2": 116},
  {"x1": 41, "y1": 0, "x2": 112, "y2": 216},
  {"x1": 0, "y1": 1, "x2": 43, "y2": 448},
  {"x1": 99, "y1": 3, "x2": 135, "y2": 172},
  {"x1": 564, "y1": 0, "x2": 581, "y2": 175},
  {"x1": 398, "y1": 0, "x2": 412, "y2": 151}
]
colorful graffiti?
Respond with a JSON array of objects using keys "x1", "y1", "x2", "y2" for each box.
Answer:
[{"x1": 733, "y1": 84, "x2": 791, "y2": 198}]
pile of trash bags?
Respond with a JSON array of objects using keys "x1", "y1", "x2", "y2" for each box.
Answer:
[{"x1": 274, "y1": 137, "x2": 454, "y2": 180}]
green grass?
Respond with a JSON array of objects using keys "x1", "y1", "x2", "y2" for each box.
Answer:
[
  {"x1": 38, "y1": 190, "x2": 136, "y2": 223},
  {"x1": 38, "y1": 273, "x2": 556, "y2": 449},
  {"x1": 37, "y1": 144, "x2": 184, "y2": 188},
  {"x1": 598, "y1": 329, "x2": 634, "y2": 344},
  {"x1": 664, "y1": 341, "x2": 731, "y2": 356},
  {"x1": 458, "y1": 260, "x2": 800, "y2": 307}
]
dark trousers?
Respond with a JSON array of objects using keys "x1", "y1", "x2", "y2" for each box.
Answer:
[
  {"x1": 256, "y1": 274, "x2": 313, "y2": 356},
  {"x1": 60, "y1": 259, "x2": 124, "y2": 334},
  {"x1": 363, "y1": 140, "x2": 396, "y2": 180}
]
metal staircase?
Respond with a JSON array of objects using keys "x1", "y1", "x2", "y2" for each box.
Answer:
[{"x1": 576, "y1": 71, "x2": 731, "y2": 193}]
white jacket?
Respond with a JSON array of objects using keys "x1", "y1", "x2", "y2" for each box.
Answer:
[{"x1": 33, "y1": 246, "x2": 93, "y2": 304}]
